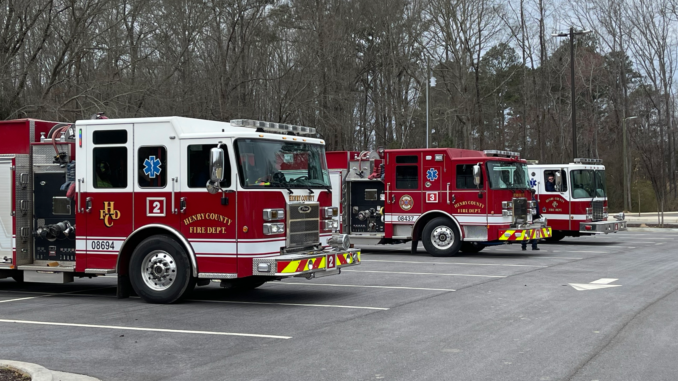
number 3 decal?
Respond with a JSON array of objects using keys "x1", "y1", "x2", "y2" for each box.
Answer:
[{"x1": 426, "y1": 192, "x2": 438, "y2": 203}]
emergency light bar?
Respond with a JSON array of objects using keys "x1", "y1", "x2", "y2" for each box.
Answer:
[
  {"x1": 573, "y1": 158, "x2": 603, "y2": 164},
  {"x1": 483, "y1": 150, "x2": 520, "y2": 158},
  {"x1": 231, "y1": 119, "x2": 317, "y2": 136}
]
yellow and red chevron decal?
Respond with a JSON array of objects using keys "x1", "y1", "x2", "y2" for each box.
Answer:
[
  {"x1": 278, "y1": 256, "x2": 327, "y2": 273},
  {"x1": 499, "y1": 229, "x2": 532, "y2": 241},
  {"x1": 336, "y1": 251, "x2": 361, "y2": 265},
  {"x1": 530, "y1": 227, "x2": 552, "y2": 239},
  {"x1": 276, "y1": 251, "x2": 361, "y2": 274},
  {"x1": 499, "y1": 228, "x2": 552, "y2": 241}
]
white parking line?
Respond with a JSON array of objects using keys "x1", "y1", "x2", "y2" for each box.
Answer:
[
  {"x1": 272, "y1": 282, "x2": 456, "y2": 292},
  {"x1": 0, "y1": 296, "x2": 44, "y2": 303},
  {"x1": 188, "y1": 299, "x2": 390, "y2": 310},
  {"x1": 362, "y1": 259, "x2": 545, "y2": 268},
  {"x1": 531, "y1": 256, "x2": 583, "y2": 259},
  {"x1": 0, "y1": 319, "x2": 291, "y2": 339},
  {"x1": 553, "y1": 250, "x2": 609, "y2": 253},
  {"x1": 344, "y1": 270, "x2": 505, "y2": 278},
  {"x1": 599, "y1": 237, "x2": 673, "y2": 240}
]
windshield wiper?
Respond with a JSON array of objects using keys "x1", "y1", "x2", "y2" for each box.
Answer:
[{"x1": 270, "y1": 181, "x2": 294, "y2": 194}]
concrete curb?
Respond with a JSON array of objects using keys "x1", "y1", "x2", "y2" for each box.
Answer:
[
  {"x1": 0, "y1": 360, "x2": 100, "y2": 381},
  {"x1": 627, "y1": 227, "x2": 678, "y2": 232}
]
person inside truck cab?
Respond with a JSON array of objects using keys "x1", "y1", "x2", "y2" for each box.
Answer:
[
  {"x1": 545, "y1": 174, "x2": 556, "y2": 192},
  {"x1": 95, "y1": 161, "x2": 113, "y2": 188}
]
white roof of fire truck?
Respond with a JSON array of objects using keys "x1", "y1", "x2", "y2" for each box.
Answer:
[
  {"x1": 75, "y1": 117, "x2": 325, "y2": 144},
  {"x1": 527, "y1": 158, "x2": 604, "y2": 170}
]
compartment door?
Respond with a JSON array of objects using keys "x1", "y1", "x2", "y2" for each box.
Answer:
[{"x1": 0, "y1": 159, "x2": 13, "y2": 263}]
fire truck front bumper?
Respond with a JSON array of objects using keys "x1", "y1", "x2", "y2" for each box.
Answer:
[
  {"x1": 498, "y1": 226, "x2": 553, "y2": 241},
  {"x1": 579, "y1": 220, "x2": 627, "y2": 234},
  {"x1": 251, "y1": 249, "x2": 361, "y2": 278}
]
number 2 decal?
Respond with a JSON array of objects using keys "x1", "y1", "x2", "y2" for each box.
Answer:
[
  {"x1": 327, "y1": 255, "x2": 336, "y2": 269},
  {"x1": 147, "y1": 198, "x2": 166, "y2": 217}
]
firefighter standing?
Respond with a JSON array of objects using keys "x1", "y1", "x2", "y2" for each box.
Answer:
[{"x1": 522, "y1": 188, "x2": 541, "y2": 251}]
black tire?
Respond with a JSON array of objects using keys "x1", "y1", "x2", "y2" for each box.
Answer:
[
  {"x1": 422, "y1": 217, "x2": 462, "y2": 257},
  {"x1": 221, "y1": 277, "x2": 268, "y2": 291},
  {"x1": 460, "y1": 242, "x2": 485, "y2": 253},
  {"x1": 129, "y1": 235, "x2": 195, "y2": 304}
]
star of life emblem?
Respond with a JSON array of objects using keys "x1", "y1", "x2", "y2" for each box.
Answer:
[
  {"x1": 143, "y1": 156, "x2": 162, "y2": 178},
  {"x1": 426, "y1": 168, "x2": 439, "y2": 182}
]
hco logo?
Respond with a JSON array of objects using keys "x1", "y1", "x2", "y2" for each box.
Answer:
[{"x1": 100, "y1": 202, "x2": 121, "y2": 227}]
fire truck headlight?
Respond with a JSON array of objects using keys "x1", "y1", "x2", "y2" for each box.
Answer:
[
  {"x1": 502, "y1": 201, "x2": 513, "y2": 209},
  {"x1": 257, "y1": 263, "x2": 272, "y2": 273},
  {"x1": 321, "y1": 207, "x2": 339, "y2": 219},
  {"x1": 263, "y1": 223, "x2": 285, "y2": 235},
  {"x1": 263, "y1": 209, "x2": 285, "y2": 221},
  {"x1": 328, "y1": 234, "x2": 350, "y2": 251},
  {"x1": 322, "y1": 220, "x2": 338, "y2": 231},
  {"x1": 502, "y1": 210, "x2": 513, "y2": 217}
]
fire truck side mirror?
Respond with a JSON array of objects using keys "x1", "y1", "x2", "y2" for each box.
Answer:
[
  {"x1": 473, "y1": 165, "x2": 481, "y2": 187},
  {"x1": 555, "y1": 171, "x2": 563, "y2": 192},
  {"x1": 209, "y1": 148, "x2": 225, "y2": 183}
]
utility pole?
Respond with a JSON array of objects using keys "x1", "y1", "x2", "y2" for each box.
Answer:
[
  {"x1": 553, "y1": 27, "x2": 592, "y2": 160},
  {"x1": 426, "y1": 57, "x2": 430, "y2": 149}
]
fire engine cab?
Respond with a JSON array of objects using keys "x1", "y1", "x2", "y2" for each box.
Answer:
[
  {"x1": 0, "y1": 117, "x2": 360, "y2": 303},
  {"x1": 527, "y1": 158, "x2": 627, "y2": 241},
  {"x1": 327, "y1": 149, "x2": 552, "y2": 256}
]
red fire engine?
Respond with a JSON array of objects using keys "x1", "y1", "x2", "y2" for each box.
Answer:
[
  {"x1": 326, "y1": 149, "x2": 552, "y2": 256},
  {"x1": 527, "y1": 159, "x2": 627, "y2": 241},
  {"x1": 0, "y1": 118, "x2": 360, "y2": 303}
]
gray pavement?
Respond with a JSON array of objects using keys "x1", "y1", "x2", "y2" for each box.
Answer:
[{"x1": 0, "y1": 230, "x2": 677, "y2": 380}]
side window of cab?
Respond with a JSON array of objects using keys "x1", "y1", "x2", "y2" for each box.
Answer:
[{"x1": 92, "y1": 130, "x2": 128, "y2": 189}]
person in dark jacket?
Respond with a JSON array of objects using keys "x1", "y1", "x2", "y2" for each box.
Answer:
[
  {"x1": 523, "y1": 189, "x2": 542, "y2": 251},
  {"x1": 545, "y1": 174, "x2": 557, "y2": 192}
]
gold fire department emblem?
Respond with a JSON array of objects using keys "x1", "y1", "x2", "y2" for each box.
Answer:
[
  {"x1": 399, "y1": 195, "x2": 414, "y2": 211},
  {"x1": 100, "y1": 201, "x2": 121, "y2": 228}
]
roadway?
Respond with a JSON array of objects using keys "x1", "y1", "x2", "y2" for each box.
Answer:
[{"x1": 1, "y1": 230, "x2": 677, "y2": 380}]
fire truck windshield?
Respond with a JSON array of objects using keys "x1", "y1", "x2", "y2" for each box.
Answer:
[
  {"x1": 235, "y1": 139, "x2": 330, "y2": 188},
  {"x1": 571, "y1": 170, "x2": 606, "y2": 198},
  {"x1": 486, "y1": 161, "x2": 529, "y2": 190}
]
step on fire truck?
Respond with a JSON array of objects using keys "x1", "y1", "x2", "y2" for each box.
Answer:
[
  {"x1": 0, "y1": 118, "x2": 360, "y2": 303},
  {"x1": 326, "y1": 149, "x2": 552, "y2": 256},
  {"x1": 527, "y1": 158, "x2": 627, "y2": 241}
]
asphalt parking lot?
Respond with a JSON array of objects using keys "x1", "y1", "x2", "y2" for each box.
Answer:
[{"x1": 2, "y1": 230, "x2": 678, "y2": 381}]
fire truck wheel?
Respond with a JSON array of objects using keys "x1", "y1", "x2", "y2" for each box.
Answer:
[
  {"x1": 422, "y1": 217, "x2": 462, "y2": 257},
  {"x1": 460, "y1": 242, "x2": 485, "y2": 253},
  {"x1": 129, "y1": 235, "x2": 195, "y2": 304}
]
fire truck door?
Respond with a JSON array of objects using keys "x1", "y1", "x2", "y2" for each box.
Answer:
[
  {"x1": 453, "y1": 163, "x2": 488, "y2": 230},
  {"x1": 83, "y1": 124, "x2": 134, "y2": 270},
  {"x1": 133, "y1": 123, "x2": 181, "y2": 232},
  {"x1": 180, "y1": 140, "x2": 237, "y2": 275},
  {"x1": 386, "y1": 152, "x2": 422, "y2": 238}
]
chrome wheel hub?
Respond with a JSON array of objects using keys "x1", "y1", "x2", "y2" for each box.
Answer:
[
  {"x1": 431, "y1": 226, "x2": 454, "y2": 250},
  {"x1": 141, "y1": 250, "x2": 177, "y2": 291}
]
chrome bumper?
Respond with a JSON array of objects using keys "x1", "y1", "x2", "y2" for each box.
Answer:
[
  {"x1": 579, "y1": 220, "x2": 627, "y2": 234},
  {"x1": 252, "y1": 248, "x2": 361, "y2": 277}
]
